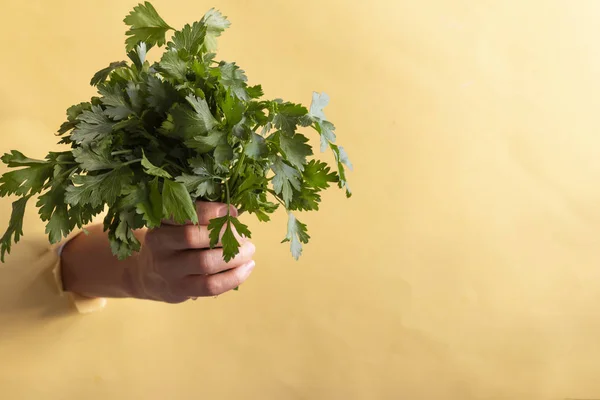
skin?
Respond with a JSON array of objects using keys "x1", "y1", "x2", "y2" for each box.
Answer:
[{"x1": 60, "y1": 201, "x2": 256, "y2": 303}]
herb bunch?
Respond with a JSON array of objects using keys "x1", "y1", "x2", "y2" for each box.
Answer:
[{"x1": 0, "y1": 2, "x2": 352, "y2": 263}]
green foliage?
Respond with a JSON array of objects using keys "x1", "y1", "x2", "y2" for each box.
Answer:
[{"x1": 0, "y1": 2, "x2": 352, "y2": 261}]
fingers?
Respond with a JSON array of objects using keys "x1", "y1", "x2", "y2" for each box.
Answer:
[
  {"x1": 196, "y1": 202, "x2": 238, "y2": 225},
  {"x1": 147, "y1": 223, "x2": 249, "y2": 252},
  {"x1": 135, "y1": 201, "x2": 255, "y2": 303},
  {"x1": 162, "y1": 202, "x2": 238, "y2": 226},
  {"x1": 172, "y1": 241, "x2": 256, "y2": 277},
  {"x1": 147, "y1": 224, "x2": 211, "y2": 251},
  {"x1": 177, "y1": 261, "x2": 256, "y2": 297}
]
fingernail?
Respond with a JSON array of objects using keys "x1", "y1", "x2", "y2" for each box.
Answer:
[
  {"x1": 217, "y1": 205, "x2": 238, "y2": 217},
  {"x1": 244, "y1": 241, "x2": 256, "y2": 254},
  {"x1": 244, "y1": 260, "x2": 256, "y2": 272}
]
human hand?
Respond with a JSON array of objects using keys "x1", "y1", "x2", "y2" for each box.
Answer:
[{"x1": 128, "y1": 201, "x2": 256, "y2": 303}]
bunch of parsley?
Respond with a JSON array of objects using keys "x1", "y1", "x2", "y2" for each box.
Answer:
[{"x1": 0, "y1": 2, "x2": 352, "y2": 263}]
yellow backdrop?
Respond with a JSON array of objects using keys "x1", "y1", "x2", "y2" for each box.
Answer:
[{"x1": 2, "y1": 0, "x2": 600, "y2": 399}]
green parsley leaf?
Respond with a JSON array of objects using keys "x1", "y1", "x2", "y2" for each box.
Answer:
[
  {"x1": 45, "y1": 204, "x2": 70, "y2": 244},
  {"x1": 90, "y1": 61, "x2": 128, "y2": 87},
  {"x1": 144, "y1": 178, "x2": 164, "y2": 228},
  {"x1": 37, "y1": 169, "x2": 69, "y2": 223},
  {"x1": 334, "y1": 144, "x2": 353, "y2": 170},
  {"x1": 214, "y1": 143, "x2": 234, "y2": 165},
  {"x1": 72, "y1": 140, "x2": 118, "y2": 171},
  {"x1": 126, "y1": 82, "x2": 145, "y2": 113},
  {"x1": 124, "y1": 1, "x2": 173, "y2": 52},
  {"x1": 309, "y1": 91, "x2": 329, "y2": 120},
  {"x1": 70, "y1": 105, "x2": 114, "y2": 145},
  {"x1": 158, "y1": 50, "x2": 188, "y2": 81},
  {"x1": 201, "y1": 8, "x2": 231, "y2": 52},
  {"x1": 221, "y1": 92, "x2": 245, "y2": 127},
  {"x1": 288, "y1": 186, "x2": 321, "y2": 211},
  {"x1": 303, "y1": 159, "x2": 339, "y2": 190},
  {"x1": 106, "y1": 209, "x2": 142, "y2": 260},
  {"x1": 329, "y1": 143, "x2": 352, "y2": 197},
  {"x1": 308, "y1": 92, "x2": 337, "y2": 151},
  {"x1": 0, "y1": 162, "x2": 53, "y2": 197},
  {"x1": 99, "y1": 84, "x2": 134, "y2": 121},
  {"x1": 282, "y1": 213, "x2": 310, "y2": 260},
  {"x1": 124, "y1": 178, "x2": 163, "y2": 228},
  {"x1": 207, "y1": 215, "x2": 226, "y2": 247},
  {"x1": 0, "y1": 195, "x2": 32, "y2": 262},
  {"x1": 316, "y1": 120, "x2": 337, "y2": 152},
  {"x1": 175, "y1": 173, "x2": 217, "y2": 199},
  {"x1": 272, "y1": 157, "x2": 301, "y2": 206},
  {"x1": 167, "y1": 22, "x2": 206, "y2": 58},
  {"x1": 279, "y1": 133, "x2": 312, "y2": 170},
  {"x1": 1, "y1": 151, "x2": 47, "y2": 167},
  {"x1": 65, "y1": 169, "x2": 132, "y2": 208},
  {"x1": 230, "y1": 217, "x2": 251, "y2": 238},
  {"x1": 189, "y1": 155, "x2": 216, "y2": 175},
  {"x1": 220, "y1": 221, "x2": 239, "y2": 262},
  {"x1": 161, "y1": 95, "x2": 217, "y2": 139},
  {"x1": 232, "y1": 120, "x2": 251, "y2": 140},
  {"x1": 246, "y1": 85, "x2": 264, "y2": 99},
  {"x1": 187, "y1": 95, "x2": 219, "y2": 130},
  {"x1": 161, "y1": 179, "x2": 198, "y2": 224},
  {"x1": 127, "y1": 42, "x2": 148, "y2": 69},
  {"x1": 186, "y1": 130, "x2": 226, "y2": 153},
  {"x1": 207, "y1": 215, "x2": 243, "y2": 262},
  {"x1": 66, "y1": 102, "x2": 92, "y2": 122},
  {"x1": 273, "y1": 102, "x2": 308, "y2": 135},
  {"x1": 146, "y1": 75, "x2": 179, "y2": 114},
  {"x1": 68, "y1": 203, "x2": 104, "y2": 231},
  {"x1": 115, "y1": 210, "x2": 141, "y2": 244},
  {"x1": 244, "y1": 132, "x2": 267, "y2": 160},
  {"x1": 141, "y1": 151, "x2": 172, "y2": 178},
  {"x1": 58, "y1": 103, "x2": 91, "y2": 136},
  {"x1": 235, "y1": 182, "x2": 278, "y2": 221},
  {"x1": 219, "y1": 62, "x2": 249, "y2": 101}
]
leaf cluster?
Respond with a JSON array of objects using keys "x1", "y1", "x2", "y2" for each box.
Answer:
[{"x1": 0, "y1": 2, "x2": 352, "y2": 262}]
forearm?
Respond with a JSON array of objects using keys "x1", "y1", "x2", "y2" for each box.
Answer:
[{"x1": 60, "y1": 224, "x2": 146, "y2": 299}]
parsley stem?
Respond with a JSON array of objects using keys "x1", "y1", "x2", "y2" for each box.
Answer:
[
  {"x1": 43, "y1": 166, "x2": 78, "y2": 190},
  {"x1": 164, "y1": 158, "x2": 185, "y2": 173},
  {"x1": 229, "y1": 150, "x2": 246, "y2": 190},
  {"x1": 138, "y1": 130, "x2": 160, "y2": 146},
  {"x1": 233, "y1": 153, "x2": 245, "y2": 177},
  {"x1": 267, "y1": 189, "x2": 286, "y2": 207},
  {"x1": 224, "y1": 177, "x2": 231, "y2": 216},
  {"x1": 111, "y1": 150, "x2": 132, "y2": 156},
  {"x1": 121, "y1": 158, "x2": 142, "y2": 167}
]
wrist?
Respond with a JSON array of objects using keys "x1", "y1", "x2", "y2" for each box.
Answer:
[
  {"x1": 121, "y1": 253, "x2": 146, "y2": 300},
  {"x1": 59, "y1": 234, "x2": 84, "y2": 294},
  {"x1": 59, "y1": 225, "x2": 141, "y2": 299}
]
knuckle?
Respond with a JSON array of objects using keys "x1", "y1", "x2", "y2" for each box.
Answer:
[
  {"x1": 202, "y1": 277, "x2": 223, "y2": 296},
  {"x1": 144, "y1": 231, "x2": 159, "y2": 247},
  {"x1": 170, "y1": 278, "x2": 193, "y2": 299},
  {"x1": 181, "y1": 225, "x2": 198, "y2": 248},
  {"x1": 196, "y1": 250, "x2": 215, "y2": 274}
]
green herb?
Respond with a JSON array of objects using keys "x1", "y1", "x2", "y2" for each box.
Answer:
[{"x1": 0, "y1": 2, "x2": 352, "y2": 262}]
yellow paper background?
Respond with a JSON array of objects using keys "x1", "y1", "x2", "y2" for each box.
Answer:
[{"x1": 1, "y1": 1, "x2": 600, "y2": 399}]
